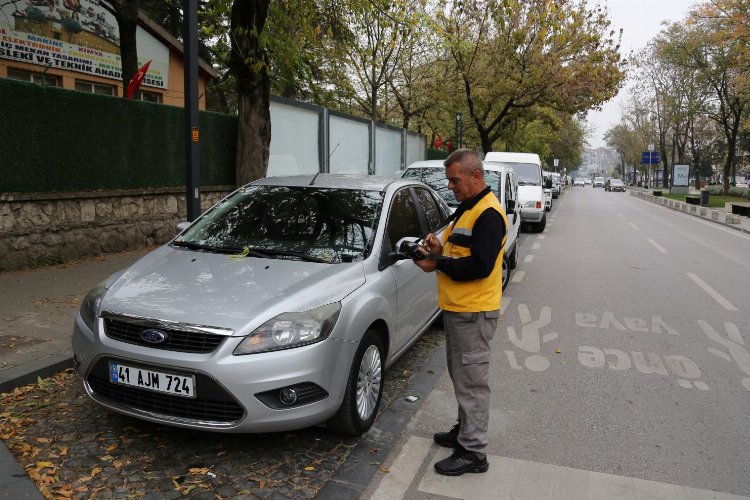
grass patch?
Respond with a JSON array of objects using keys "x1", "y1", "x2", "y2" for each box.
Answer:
[{"x1": 658, "y1": 192, "x2": 747, "y2": 208}]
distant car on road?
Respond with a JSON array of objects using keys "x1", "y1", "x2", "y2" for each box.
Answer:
[
  {"x1": 584, "y1": 178, "x2": 592, "y2": 186},
  {"x1": 593, "y1": 176, "x2": 605, "y2": 188},
  {"x1": 574, "y1": 178, "x2": 585, "y2": 187},
  {"x1": 605, "y1": 178, "x2": 626, "y2": 192}
]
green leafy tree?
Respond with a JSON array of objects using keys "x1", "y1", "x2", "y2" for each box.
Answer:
[{"x1": 432, "y1": 0, "x2": 625, "y2": 153}]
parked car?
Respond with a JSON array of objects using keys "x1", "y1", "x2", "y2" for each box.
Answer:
[
  {"x1": 605, "y1": 178, "x2": 626, "y2": 192},
  {"x1": 484, "y1": 152, "x2": 547, "y2": 232},
  {"x1": 72, "y1": 174, "x2": 451, "y2": 436},
  {"x1": 584, "y1": 178, "x2": 592, "y2": 186},
  {"x1": 402, "y1": 159, "x2": 521, "y2": 289},
  {"x1": 548, "y1": 172, "x2": 562, "y2": 198},
  {"x1": 593, "y1": 176, "x2": 605, "y2": 188},
  {"x1": 574, "y1": 178, "x2": 585, "y2": 187}
]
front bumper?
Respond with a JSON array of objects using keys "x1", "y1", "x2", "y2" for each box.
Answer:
[
  {"x1": 520, "y1": 206, "x2": 545, "y2": 223},
  {"x1": 72, "y1": 313, "x2": 358, "y2": 433}
]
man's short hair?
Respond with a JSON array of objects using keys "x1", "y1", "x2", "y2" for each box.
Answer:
[{"x1": 444, "y1": 148, "x2": 483, "y2": 175}]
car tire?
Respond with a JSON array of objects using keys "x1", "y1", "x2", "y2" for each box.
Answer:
[
  {"x1": 502, "y1": 253, "x2": 510, "y2": 290},
  {"x1": 509, "y1": 243, "x2": 518, "y2": 269},
  {"x1": 328, "y1": 329, "x2": 384, "y2": 436},
  {"x1": 532, "y1": 214, "x2": 546, "y2": 233}
]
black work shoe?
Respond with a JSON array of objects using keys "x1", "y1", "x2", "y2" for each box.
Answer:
[
  {"x1": 433, "y1": 422, "x2": 460, "y2": 448},
  {"x1": 434, "y1": 447, "x2": 489, "y2": 476}
]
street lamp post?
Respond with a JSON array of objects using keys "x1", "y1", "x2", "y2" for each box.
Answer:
[{"x1": 455, "y1": 112, "x2": 463, "y2": 149}]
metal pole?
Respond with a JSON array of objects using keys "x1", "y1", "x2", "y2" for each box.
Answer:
[{"x1": 183, "y1": 0, "x2": 200, "y2": 221}]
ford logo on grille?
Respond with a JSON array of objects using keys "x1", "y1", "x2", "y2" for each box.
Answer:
[{"x1": 140, "y1": 329, "x2": 168, "y2": 344}]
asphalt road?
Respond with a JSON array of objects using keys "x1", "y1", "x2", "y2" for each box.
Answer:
[
  {"x1": 523, "y1": 187, "x2": 749, "y2": 492},
  {"x1": 499, "y1": 186, "x2": 745, "y2": 493},
  {"x1": 366, "y1": 187, "x2": 749, "y2": 499}
]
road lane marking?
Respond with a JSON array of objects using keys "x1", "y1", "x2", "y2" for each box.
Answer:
[
  {"x1": 687, "y1": 273, "x2": 738, "y2": 311},
  {"x1": 368, "y1": 435, "x2": 433, "y2": 500},
  {"x1": 511, "y1": 271, "x2": 525, "y2": 283},
  {"x1": 532, "y1": 243, "x2": 541, "y2": 250},
  {"x1": 524, "y1": 255, "x2": 535, "y2": 263},
  {"x1": 418, "y1": 450, "x2": 749, "y2": 500},
  {"x1": 537, "y1": 235, "x2": 546, "y2": 240},
  {"x1": 500, "y1": 296, "x2": 512, "y2": 315},
  {"x1": 647, "y1": 238, "x2": 668, "y2": 253},
  {"x1": 629, "y1": 222, "x2": 639, "y2": 230},
  {"x1": 617, "y1": 212, "x2": 625, "y2": 218}
]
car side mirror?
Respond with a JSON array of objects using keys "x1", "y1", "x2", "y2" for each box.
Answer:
[
  {"x1": 176, "y1": 221, "x2": 191, "y2": 235},
  {"x1": 506, "y1": 199, "x2": 516, "y2": 212},
  {"x1": 389, "y1": 236, "x2": 422, "y2": 264}
]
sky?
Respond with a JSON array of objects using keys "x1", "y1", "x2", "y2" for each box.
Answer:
[{"x1": 586, "y1": 0, "x2": 699, "y2": 148}]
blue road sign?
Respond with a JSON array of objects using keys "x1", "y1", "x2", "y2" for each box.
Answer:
[{"x1": 641, "y1": 151, "x2": 661, "y2": 165}]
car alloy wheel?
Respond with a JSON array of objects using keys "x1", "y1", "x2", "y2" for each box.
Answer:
[
  {"x1": 329, "y1": 330, "x2": 384, "y2": 435},
  {"x1": 502, "y1": 254, "x2": 510, "y2": 290},
  {"x1": 356, "y1": 344, "x2": 382, "y2": 421}
]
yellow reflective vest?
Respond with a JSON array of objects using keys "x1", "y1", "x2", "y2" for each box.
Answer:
[{"x1": 437, "y1": 191, "x2": 507, "y2": 312}]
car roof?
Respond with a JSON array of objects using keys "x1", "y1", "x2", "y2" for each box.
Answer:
[
  {"x1": 251, "y1": 174, "x2": 405, "y2": 191},
  {"x1": 484, "y1": 151, "x2": 541, "y2": 165},
  {"x1": 405, "y1": 159, "x2": 511, "y2": 173}
]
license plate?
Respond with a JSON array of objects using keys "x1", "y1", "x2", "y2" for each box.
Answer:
[{"x1": 109, "y1": 361, "x2": 196, "y2": 398}]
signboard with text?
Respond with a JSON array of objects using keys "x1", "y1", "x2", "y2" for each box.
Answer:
[
  {"x1": 641, "y1": 151, "x2": 661, "y2": 165},
  {"x1": 1, "y1": 0, "x2": 168, "y2": 88},
  {"x1": 673, "y1": 164, "x2": 689, "y2": 187}
]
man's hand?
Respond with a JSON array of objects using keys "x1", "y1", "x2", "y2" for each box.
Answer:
[
  {"x1": 412, "y1": 233, "x2": 441, "y2": 273},
  {"x1": 423, "y1": 233, "x2": 442, "y2": 254}
]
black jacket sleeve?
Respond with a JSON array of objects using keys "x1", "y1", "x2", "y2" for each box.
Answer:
[{"x1": 435, "y1": 208, "x2": 505, "y2": 281}]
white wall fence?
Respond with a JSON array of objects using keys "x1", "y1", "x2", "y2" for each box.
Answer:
[{"x1": 268, "y1": 96, "x2": 426, "y2": 178}]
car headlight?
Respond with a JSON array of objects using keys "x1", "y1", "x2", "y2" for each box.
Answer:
[
  {"x1": 233, "y1": 303, "x2": 341, "y2": 355},
  {"x1": 79, "y1": 280, "x2": 108, "y2": 332}
]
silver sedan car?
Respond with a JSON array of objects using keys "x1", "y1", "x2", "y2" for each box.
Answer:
[{"x1": 72, "y1": 175, "x2": 449, "y2": 435}]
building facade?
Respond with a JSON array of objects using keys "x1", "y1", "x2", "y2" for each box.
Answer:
[{"x1": 0, "y1": 2, "x2": 216, "y2": 108}]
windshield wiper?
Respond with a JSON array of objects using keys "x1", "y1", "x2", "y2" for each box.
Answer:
[
  {"x1": 254, "y1": 248, "x2": 328, "y2": 263},
  {"x1": 173, "y1": 240, "x2": 272, "y2": 257}
]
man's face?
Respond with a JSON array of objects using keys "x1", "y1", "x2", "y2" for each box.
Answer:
[{"x1": 445, "y1": 162, "x2": 480, "y2": 202}]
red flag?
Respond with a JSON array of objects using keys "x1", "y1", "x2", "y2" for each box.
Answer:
[{"x1": 126, "y1": 60, "x2": 152, "y2": 100}]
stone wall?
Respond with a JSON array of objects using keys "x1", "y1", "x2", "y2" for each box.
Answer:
[{"x1": 0, "y1": 187, "x2": 233, "y2": 272}]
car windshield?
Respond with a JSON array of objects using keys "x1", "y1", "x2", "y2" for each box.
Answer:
[
  {"x1": 176, "y1": 185, "x2": 383, "y2": 263},
  {"x1": 611, "y1": 179, "x2": 624, "y2": 185},
  {"x1": 505, "y1": 162, "x2": 542, "y2": 186},
  {"x1": 403, "y1": 167, "x2": 500, "y2": 207}
]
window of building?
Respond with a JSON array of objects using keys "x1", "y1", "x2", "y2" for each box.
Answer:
[
  {"x1": 75, "y1": 79, "x2": 117, "y2": 96},
  {"x1": 7, "y1": 67, "x2": 61, "y2": 87},
  {"x1": 136, "y1": 90, "x2": 163, "y2": 103}
]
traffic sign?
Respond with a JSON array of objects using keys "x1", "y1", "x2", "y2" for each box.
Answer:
[{"x1": 641, "y1": 151, "x2": 660, "y2": 165}]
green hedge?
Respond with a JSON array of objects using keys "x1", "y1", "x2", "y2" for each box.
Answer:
[
  {"x1": 0, "y1": 78, "x2": 236, "y2": 193},
  {"x1": 426, "y1": 147, "x2": 449, "y2": 160},
  {"x1": 705, "y1": 185, "x2": 750, "y2": 199}
]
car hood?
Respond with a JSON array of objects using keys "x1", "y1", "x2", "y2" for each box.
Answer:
[
  {"x1": 100, "y1": 246, "x2": 366, "y2": 335},
  {"x1": 518, "y1": 185, "x2": 543, "y2": 202}
]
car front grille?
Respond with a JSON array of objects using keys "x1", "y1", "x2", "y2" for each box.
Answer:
[
  {"x1": 86, "y1": 359, "x2": 244, "y2": 425},
  {"x1": 104, "y1": 319, "x2": 225, "y2": 354}
]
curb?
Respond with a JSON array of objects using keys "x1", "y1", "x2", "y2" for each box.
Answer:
[
  {"x1": 0, "y1": 350, "x2": 74, "y2": 395},
  {"x1": 630, "y1": 190, "x2": 750, "y2": 235},
  {"x1": 0, "y1": 441, "x2": 43, "y2": 499}
]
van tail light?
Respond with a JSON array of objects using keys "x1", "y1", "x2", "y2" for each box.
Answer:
[{"x1": 536, "y1": 202, "x2": 542, "y2": 209}]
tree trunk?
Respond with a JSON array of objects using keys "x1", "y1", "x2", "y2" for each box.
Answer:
[
  {"x1": 230, "y1": 0, "x2": 272, "y2": 185},
  {"x1": 116, "y1": 0, "x2": 140, "y2": 95}
]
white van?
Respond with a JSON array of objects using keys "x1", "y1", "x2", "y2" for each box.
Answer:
[
  {"x1": 484, "y1": 152, "x2": 546, "y2": 232},
  {"x1": 402, "y1": 160, "x2": 521, "y2": 290}
]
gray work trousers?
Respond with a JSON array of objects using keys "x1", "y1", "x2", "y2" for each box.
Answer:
[{"x1": 443, "y1": 310, "x2": 498, "y2": 460}]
